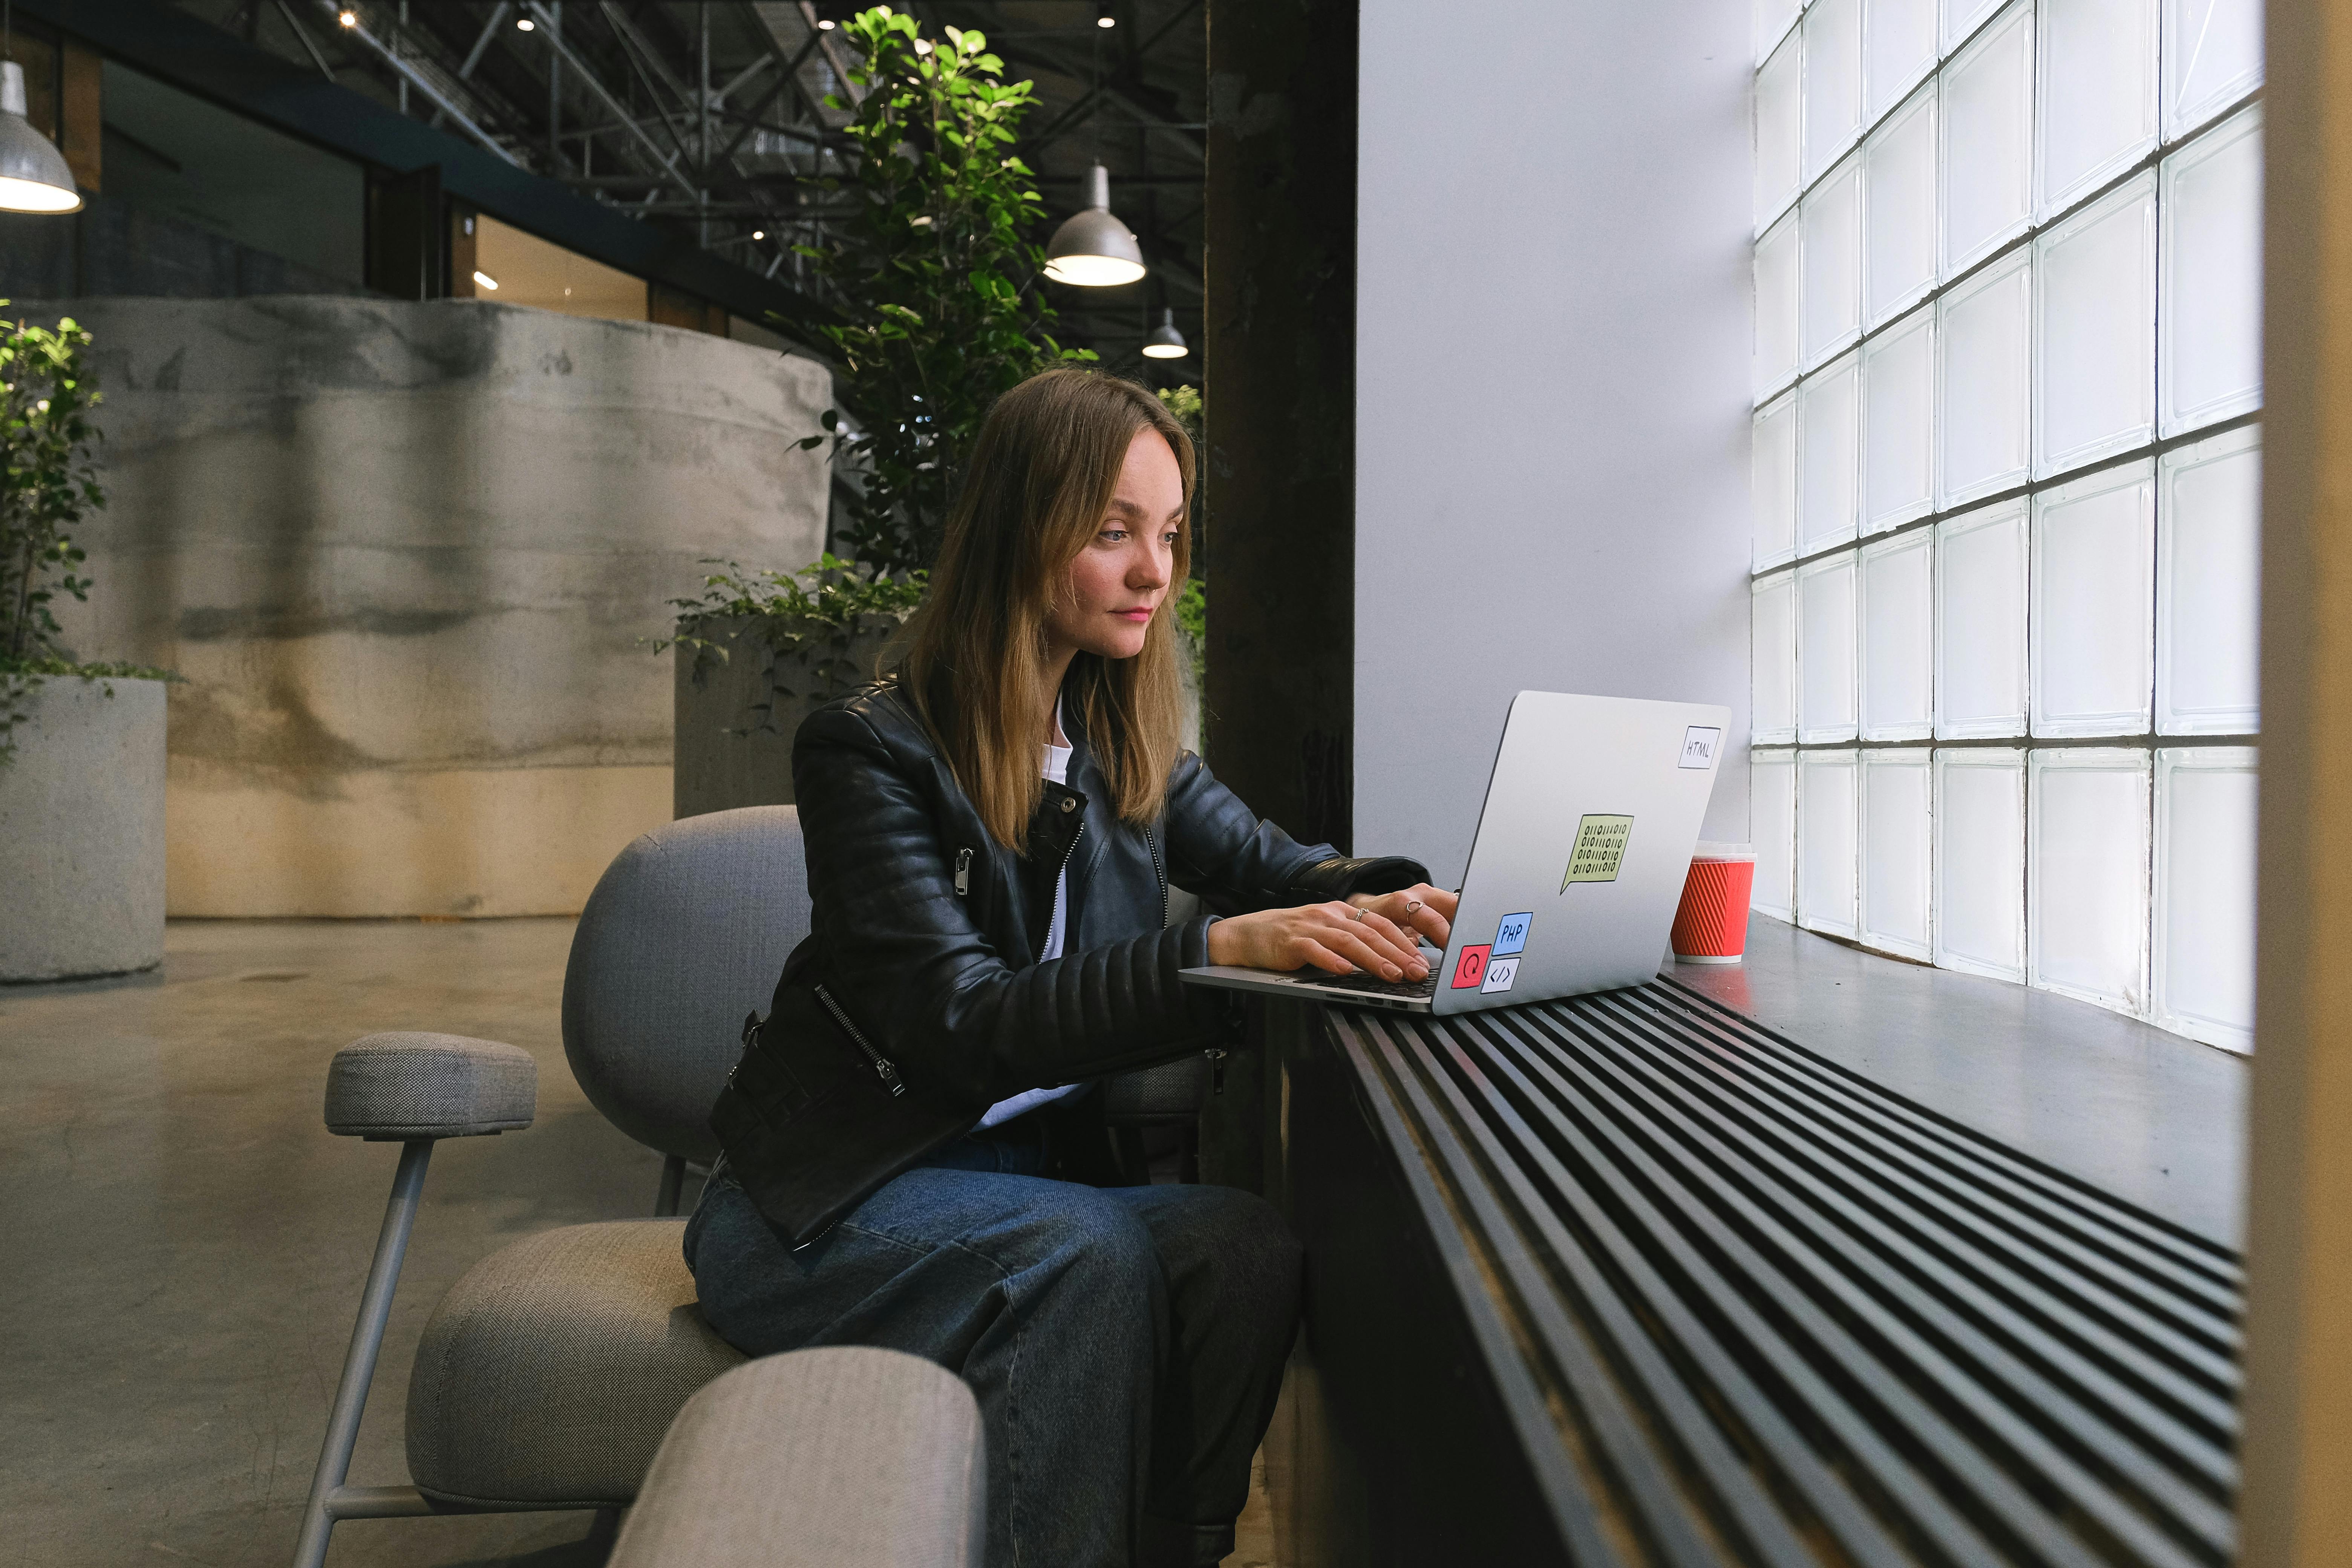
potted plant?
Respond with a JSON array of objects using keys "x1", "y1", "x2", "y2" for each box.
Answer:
[
  {"x1": 669, "y1": 6, "x2": 1096, "y2": 811},
  {"x1": 668, "y1": 555, "x2": 924, "y2": 817},
  {"x1": 0, "y1": 311, "x2": 171, "y2": 981}
]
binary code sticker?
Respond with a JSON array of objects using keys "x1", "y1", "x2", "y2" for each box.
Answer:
[
  {"x1": 1450, "y1": 944, "x2": 1493, "y2": 989},
  {"x1": 1492, "y1": 911, "x2": 1533, "y2": 956},
  {"x1": 1479, "y1": 956, "x2": 1521, "y2": 994},
  {"x1": 1561, "y1": 814, "x2": 1634, "y2": 889},
  {"x1": 1679, "y1": 726, "x2": 1723, "y2": 769}
]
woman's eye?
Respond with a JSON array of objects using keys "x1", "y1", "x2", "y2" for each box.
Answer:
[{"x1": 1099, "y1": 528, "x2": 1129, "y2": 544}]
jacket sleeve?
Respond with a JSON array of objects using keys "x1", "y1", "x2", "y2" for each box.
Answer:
[
  {"x1": 792, "y1": 707, "x2": 1229, "y2": 1107},
  {"x1": 1159, "y1": 750, "x2": 1431, "y2": 913}
]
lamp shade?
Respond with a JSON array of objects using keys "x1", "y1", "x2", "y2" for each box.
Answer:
[
  {"x1": 1141, "y1": 307, "x2": 1187, "y2": 359},
  {"x1": 0, "y1": 63, "x2": 80, "y2": 215},
  {"x1": 1044, "y1": 164, "x2": 1144, "y2": 288}
]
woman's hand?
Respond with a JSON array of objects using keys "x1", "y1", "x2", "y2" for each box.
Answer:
[
  {"x1": 1207, "y1": 900, "x2": 1433, "y2": 982},
  {"x1": 1346, "y1": 884, "x2": 1456, "y2": 951}
]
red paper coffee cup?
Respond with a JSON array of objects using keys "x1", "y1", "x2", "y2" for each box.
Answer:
[{"x1": 1672, "y1": 842, "x2": 1756, "y2": 963}]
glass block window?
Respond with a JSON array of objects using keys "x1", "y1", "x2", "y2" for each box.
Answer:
[{"x1": 1750, "y1": 0, "x2": 2260, "y2": 1050}]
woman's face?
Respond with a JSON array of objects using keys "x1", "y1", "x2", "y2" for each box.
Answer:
[{"x1": 1044, "y1": 427, "x2": 1183, "y2": 662}]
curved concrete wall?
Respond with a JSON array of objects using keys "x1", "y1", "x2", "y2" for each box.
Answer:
[{"x1": 45, "y1": 296, "x2": 830, "y2": 916}]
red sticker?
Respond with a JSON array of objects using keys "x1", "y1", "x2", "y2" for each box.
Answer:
[{"x1": 1451, "y1": 945, "x2": 1492, "y2": 989}]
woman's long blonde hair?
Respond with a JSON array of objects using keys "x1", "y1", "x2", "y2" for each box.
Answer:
[{"x1": 896, "y1": 368, "x2": 1194, "y2": 851}]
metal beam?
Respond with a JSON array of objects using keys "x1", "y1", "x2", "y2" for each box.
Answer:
[
  {"x1": 21, "y1": 0, "x2": 835, "y2": 331},
  {"x1": 521, "y1": 0, "x2": 692, "y2": 191},
  {"x1": 456, "y1": 2, "x2": 512, "y2": 80},
  {"x1": 316, "y1": 1, "x2": 521, "y2": 165},
  {"x1": 273, "y1": 0, "x2": 338, "y2": 80}
]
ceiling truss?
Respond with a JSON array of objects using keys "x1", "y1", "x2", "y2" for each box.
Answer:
[{"x1": 178, "y1": 0, "x2": 1204, "y2": 375}]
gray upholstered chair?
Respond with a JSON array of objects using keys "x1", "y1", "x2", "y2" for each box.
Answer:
[
  {"x1": 608, "y1": 1348, "x2": 985, "y2": 1568},
  {"x1": 292, "y1": 805, "x2": 1209, "y2": 1566}
]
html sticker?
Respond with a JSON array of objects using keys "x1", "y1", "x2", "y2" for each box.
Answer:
[
  {"x1": 1492, "y1": 912, "x2": 1533, "y2": 957},
  {"x1": 1450, "y1": 945, "x2": 1492, "y2": 989},
  {"x1": 1679, "y1": 726, "x2": 1723, "y2": 769},
  {"x1": 1562, "y1": 813, "x2": 1635, "y2": 890},
  {"x1": 1479, "y1": 956, "x2": 1521, "y2": 995}
]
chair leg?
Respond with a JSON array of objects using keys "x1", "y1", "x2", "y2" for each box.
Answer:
[
  {"x1": 655, "y1": 1153, "x2": 687, "y2": 1217},
  {"x1": 292, "y1": 1139, "x2": 436, "y2": 1568}
]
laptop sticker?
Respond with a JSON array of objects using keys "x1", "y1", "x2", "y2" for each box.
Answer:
[
  {"x1": 1562, "y1": 813, "x2": 1634, "y2": 889},
  {"x1": 1679, "y1": 726, "x2": 1723, "y2": 769},
  {"x1": 1450, "y1": 945, "x2": 1492, "y2": 989},
  {"x1": 1492, "y1": 912, "x2": 1533, "y2": 956},
  {"x1": 1479, "y1": 956, "x2": 1520, "y2": 995}
]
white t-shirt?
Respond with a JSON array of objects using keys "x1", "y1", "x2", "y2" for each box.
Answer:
[{"x1": 975, "y1": 705, "x2": 1084, "y2": 1130}]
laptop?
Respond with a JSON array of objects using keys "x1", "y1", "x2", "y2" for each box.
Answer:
[{"x1": 1179, "y1": 691, "x2": 1730, "y2": 1016}]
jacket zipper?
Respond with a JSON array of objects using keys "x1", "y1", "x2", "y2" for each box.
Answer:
[
  {"x1": 953, "y1": 847, "x2": 973, "y2": 896},
  {"x1": 1040, "y1": 821, "x2": 1084, "y2": 953},
  {"x1": 813, "y1": 983, "x2": 906, "y2": 1098},
  {"x1": 1144, "y1": 826, "x2": 1168, "y2": 929}
]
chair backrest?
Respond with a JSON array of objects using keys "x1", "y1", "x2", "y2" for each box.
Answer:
[{"x1": 562, "y1": 806, "x2": 811, "y2": 1162}]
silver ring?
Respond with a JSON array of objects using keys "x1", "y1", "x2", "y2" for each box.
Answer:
[{"x1": 1351, "y1": 906, "x2": 1368, "y2": 922}]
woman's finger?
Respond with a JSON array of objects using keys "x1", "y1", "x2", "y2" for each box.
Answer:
[
  {"x1": 1398, "y1": 894, "x2": 1451, "y2": 947},
  {"x1": 1324, "y1": 928, "x2": 1409, "y2": 979},
  {"x1": 1333, "y1": 906, "x2": 1425, "y2": 974},
  {"x1": 1293, "y1": 938, "x2": 1354, "y2": 975}
]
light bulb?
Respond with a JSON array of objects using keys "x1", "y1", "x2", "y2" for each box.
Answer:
[
  {"x1": 473, "y1": 270, "x2": 499, "y2": 290},
  {"x1": 1142, "y1": 307, "x2": 1187, "y2": 358},
  {"x1": 752, "y1": 229, "x2": 765, "y2": 240},
  {"x1": 0, "y1": 65, "x2": 83, "y2": 215},
  {"x1": 516, "y1": 15, "x2": 535, "y2": 29},
  {"x1": 1097, "y1": 14, "x2": 1116, "y2": 26},
  {"x1": 817, "y1": 17, "x2": 835, "y2": 29},
  {"x1": 1044, "y1": 165, "x2": 1146, "y2": 287}
]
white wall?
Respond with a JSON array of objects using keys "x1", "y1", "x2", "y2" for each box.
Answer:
[{"x1": 1355, "y1": 0, "x2": 1753, "y2": 884}]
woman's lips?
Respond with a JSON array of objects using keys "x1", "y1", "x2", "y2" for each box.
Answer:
[{"x1": 1113, "y1": 607, "x2": 1155, "y2": 623}]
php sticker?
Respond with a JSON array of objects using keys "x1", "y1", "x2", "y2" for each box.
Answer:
[
  {"x1": 1479, "y1": 956, "x2": 1521, "y2": 995},
  {"x1": 1562, "y1": 814, "x2": 1634, "y2": 889},
  {"x1": 1679, "y1": 726, "x2": 1723, "y2": 769},
  {"x1": 1492, "y1": 912, "x2": 1533, "y2": 956},
  {"x1": 1450, "y1": 945, "x2": 1492, "y2": 990}
]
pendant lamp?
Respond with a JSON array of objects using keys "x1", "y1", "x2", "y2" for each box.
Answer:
[
  {"x1": 1141, "y1": 307, "x2": 1187, "y2": 360},
  {"x1": 0, "y1": 61, "x2": 78, "y2": 214},
  {"x1": 1044, "y1": 165, "x2": 1144, "y2": 288}
]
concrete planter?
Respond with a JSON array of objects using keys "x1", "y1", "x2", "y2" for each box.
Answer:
[
  {"x1": 674, "y1": 614, "x2": 901, "y2": 818},
  {"x1": 674, "y1": 617, "x2": 1204, "y2": 819},
  {"x1": 0, "y1": 675, "x2": 168, "y2": 980}
]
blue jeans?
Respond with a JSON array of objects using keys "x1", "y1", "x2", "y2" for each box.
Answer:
[{"x1": 683, "y1": 1131, "x2": 1302, "y2": 1568}]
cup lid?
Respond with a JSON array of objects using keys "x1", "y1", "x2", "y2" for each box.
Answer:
[{"x1": 1691, "y1": 841, "x2": 1756, "y2": 862}]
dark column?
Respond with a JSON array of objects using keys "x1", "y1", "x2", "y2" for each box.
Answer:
[
  {"x1": 1202, "y1": 0, "x2": 1357, "y2": 852},
  {"x1": 365, "y1": 165, "x2": 446, "y2": 301}
]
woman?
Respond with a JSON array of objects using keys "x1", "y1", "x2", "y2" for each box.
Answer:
[{"x1": 688, "y1": 368, "x2": 1459, "y2": 1568}]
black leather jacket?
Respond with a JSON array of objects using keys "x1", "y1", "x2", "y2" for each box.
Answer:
[{"x1": 710, "y1": 674, "x2": 1429, "y2": 1242}]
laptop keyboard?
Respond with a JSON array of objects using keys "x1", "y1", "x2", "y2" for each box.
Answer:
[{"x1": 1289, "y1": 970, "x2": 1440, "y2": 1000}]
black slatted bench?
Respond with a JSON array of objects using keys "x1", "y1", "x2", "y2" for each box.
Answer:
[{"x1": 1271, "y1": 980, "x2": 2240, "y2": 1568}]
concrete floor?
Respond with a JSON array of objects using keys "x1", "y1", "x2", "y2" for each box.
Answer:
[
  {"x1": 0, "y1": 917, "x2": 1280, "y2": 1568},
  {"x1": 3, "y1": 919, "x2": 665, "y2": 1568}
]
